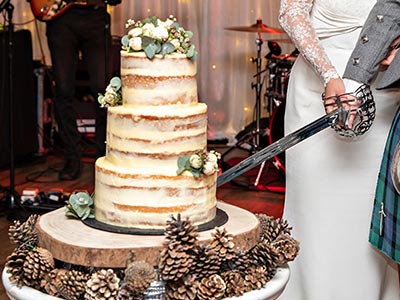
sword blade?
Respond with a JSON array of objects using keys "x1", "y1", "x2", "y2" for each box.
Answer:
[{"x1": 217, "y1": 109, "x2": 340, "y2": 187}]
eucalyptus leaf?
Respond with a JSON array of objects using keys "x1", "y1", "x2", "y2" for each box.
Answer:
[
  {"x1": 121, "y1": 35, "x2": 129, "y2": 46},
  {"x1": 161, "y1": 42, "x2": 176, "y2": 56},
  {"x1": 144, "y1": 16, "x2": 158, "y2": 27},
  {"x1": 192, "y1": 169, "x2": 201, "y2": 178},
  {"x1": 144, "y1": 44, "x2": 158, "y2": 59},
  {"x1": 178, "y1": 156, "x2": 190, "y2": 168},
  {"x1": 141, "y1": 36, "x2": 154, "y2": 48},
  {"x1": 110, "y1": 77, "x2": 121, "y2": 90},
  {"x1": 155, "y1": 42, "x2": 162, "y2": 54},
  {"x1": 186, "y1": 45, "x2": 196, "y2": 59},
  {"x1": 143, "y1": 17, "x2": 152, "y2": 24},
  {"x1": 185, "y1": 31, "x2": 193, "y2": 39},
  {"x1": 177, "y1": 167, "x2": 185, "y2": 175}
]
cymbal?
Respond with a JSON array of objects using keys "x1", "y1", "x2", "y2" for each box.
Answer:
[{"x1": 225, "y1": 19, "x2": 285, "y2": 34}]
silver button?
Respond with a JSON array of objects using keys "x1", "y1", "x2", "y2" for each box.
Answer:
[
  {"x1": 376, "y1": 15, "x2": 384, "y2": 22},
  {"x1": 361, "y1": 35, "x2": 369, "y2": 43},
  {"x1": 353, "y1": 57, "x2": 360, "y2": 65}
]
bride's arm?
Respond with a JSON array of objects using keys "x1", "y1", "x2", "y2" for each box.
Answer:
[{"x1": 278, "y1": 0, "x2": 340, "y2": 86}]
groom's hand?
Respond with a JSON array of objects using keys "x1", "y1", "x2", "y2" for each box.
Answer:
[{"x1": 381, "y1": 36, "x2": 400, "y2": 68}]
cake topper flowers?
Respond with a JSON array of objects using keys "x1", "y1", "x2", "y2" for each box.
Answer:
[
  {"x1": 177, "y1": 149, "x2": 221, "y2": 178},
  {"x1": 121, "y1": 15, "x2": 196, "y2": 60},
  {"x1": 97, "y1": 77, "x2": 122, "y2": 107}
]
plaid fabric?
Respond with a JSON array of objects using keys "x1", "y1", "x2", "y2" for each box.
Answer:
[{"x1": 369, "y1": 107, "x2": 400, "y2": 264}]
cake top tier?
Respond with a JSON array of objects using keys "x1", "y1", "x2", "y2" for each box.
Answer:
[{"x1": 121, "y1": 15, "x2": 196, "y2": 60}]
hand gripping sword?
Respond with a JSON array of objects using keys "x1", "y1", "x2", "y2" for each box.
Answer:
[{"x1": 217, "y1": 84, "x2": 376, "y2": 187}]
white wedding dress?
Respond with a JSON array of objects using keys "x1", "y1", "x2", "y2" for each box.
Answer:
[{"x1": 278, "y1": 1, "x2": 400, "y2": 300}]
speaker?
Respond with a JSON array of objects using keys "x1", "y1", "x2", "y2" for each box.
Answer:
[{"x1": 0, "y1": 30, "x2": 38, "y2": 167}]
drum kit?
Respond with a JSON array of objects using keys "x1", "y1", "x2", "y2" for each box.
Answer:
[{"x1": 222, "y1": 19, "x2": 298, "y2": 189}]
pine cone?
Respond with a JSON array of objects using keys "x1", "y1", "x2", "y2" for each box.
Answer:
[
  {"x1": 40, "y1": 268, "x2": 68, "y2": 297},
  {"x1": 5, "y1": 246, "x2": 30, "y2": 287},
  {"x1": 85, "y1": 269, "x2": 120, "y2": 300},
  {"x1": 159, "y1": 241, "x2": 195, "y2": 281},
  {"x1": 271, "y1": 234, "x2": 300, "y2": 266},
  {"x1": 117, "y1": 282, "x2": 144, "y2": 300},
  {"x1": 8, "y1": 214, "x2": 39, "y2": 247},
  {"x1": 124, "y1": 261, "x2": 156, "y2": 292},
  {"x1": 209, "y1": 227, "x2": 236, "y2": 263},
  {"x1": 164, "y1": 214, "x2": 199, "y2": 247},
  {"x1": 220, "y1": 249, "x2": 249, "y2": 273},
  {"x1": 59, "y1": 269, "x2": 90, "y2": 300},
  {"x1": 247, "y1": 240, "x2": 278, "y2": 278},
  {"x1": 221, "y1": 271, "x2": 246, "y2": 298},
  {"x1": 190, "y1": 245, "x2": 220, "y2": 280},
  {"x1": 243, "y1": 265, "x2": 268, "y2": 291},
  {"x1": 165, "y1": 275, "x2": 198, "y2": 300},
  {"x1": 256, "y1": 214, "x2": 292, "y2": 243},
  {"x1": 22, "y1": 247, "x2": 55, "y2": 289},
  {"x1": 197, "y1": 274, "x2": 226, "y2": 300}
]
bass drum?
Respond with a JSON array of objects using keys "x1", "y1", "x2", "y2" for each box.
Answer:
[{"x1": 268, "y1": 101, "x2": 286, "y2": 172}]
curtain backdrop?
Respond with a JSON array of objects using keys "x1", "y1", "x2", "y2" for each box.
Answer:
[{"x1": 11, "y1": 0, "x2": 295, "y2": 142}]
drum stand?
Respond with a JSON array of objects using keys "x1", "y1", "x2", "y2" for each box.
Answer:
[
  {"x1": 221, "y1": 33, "x2": 268, "y2": 187},
  {"x1": 0, "y1": 0, "x2": 20, "y2": 218}
]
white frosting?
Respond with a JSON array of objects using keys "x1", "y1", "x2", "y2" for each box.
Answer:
[{"x1": 94, "y1": 52, "x2": 217, "y2": 228}]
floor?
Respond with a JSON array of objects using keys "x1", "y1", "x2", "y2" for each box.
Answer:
[{"x1": 0, "y1": 142, "x2": 285, "y2": 299}]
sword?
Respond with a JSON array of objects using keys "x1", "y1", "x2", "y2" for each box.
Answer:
[{"x1": 217, "y1": 108, "x2": 342, "y2": 187}]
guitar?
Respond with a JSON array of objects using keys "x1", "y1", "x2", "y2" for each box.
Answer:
[{"x1": 29, "y1": 0, "x2": 88, "y2": 22}]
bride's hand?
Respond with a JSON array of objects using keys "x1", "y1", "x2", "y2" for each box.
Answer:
[
  {"x1": 324, "y1": 78, "x2": 345, "y2": 113},
  {"x1": 323, "y1": 78, "x2": 359, "y2": 128}
]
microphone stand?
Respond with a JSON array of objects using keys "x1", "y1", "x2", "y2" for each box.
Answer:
[{"x1": 0, "y1": 0, "x2": 19, "y2": 215}]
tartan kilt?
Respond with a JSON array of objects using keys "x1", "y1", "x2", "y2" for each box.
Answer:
[{"x1": 369, "y1": 106, "x2": 400, "y2": 264}]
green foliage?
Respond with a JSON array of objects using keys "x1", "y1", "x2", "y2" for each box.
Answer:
[
  {"x1": 177, "y1": 155, "x2": 202, "y2": 178},
  {"x1": 65, "y1": 192, "x2": 95, "y2": 220}
]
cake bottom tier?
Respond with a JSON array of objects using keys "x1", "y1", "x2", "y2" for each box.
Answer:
[{"x1": 95, "y1": 157, "x2": 217, "y2": 229}]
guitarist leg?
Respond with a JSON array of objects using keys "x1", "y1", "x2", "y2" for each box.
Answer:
[
  {"x1": 46, "y1": 14, "x2": 82, "y2": 180},
  {"x1": 80, "y1": 5, "x2": 111, "y2": 158}
]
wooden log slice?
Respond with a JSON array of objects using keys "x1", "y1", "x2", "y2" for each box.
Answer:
[{"x1": 36, "y1": 201, "x2": 260, "y2": 268}]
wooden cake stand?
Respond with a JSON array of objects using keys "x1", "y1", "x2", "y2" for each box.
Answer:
[
  {"x1": 36, "y1": 201, "x2": 261, "y2": 268},
  {"x1": 3, "y1": 201, "x2": 291, "y2": 300}
]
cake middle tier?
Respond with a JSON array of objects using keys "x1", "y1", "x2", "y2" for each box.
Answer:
[
  {"x1": 106, "y1": 103, "x2": 208, "y2": 168},
  {"x1": 95, "y1": 157, "x2": 217, "y2": 229}
]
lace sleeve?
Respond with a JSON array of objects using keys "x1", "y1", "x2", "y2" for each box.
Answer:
[{"x1": 278, "y1": 0, "x2": 340, "y2": 86}]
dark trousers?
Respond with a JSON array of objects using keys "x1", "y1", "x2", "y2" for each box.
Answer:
[{"x1": 46, "y1": 6, "x2": 110, "y2": 160}]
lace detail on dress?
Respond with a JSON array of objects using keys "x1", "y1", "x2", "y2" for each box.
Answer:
[{"x1": 279, "y1": 0, "x2": 340, "y2": 86}]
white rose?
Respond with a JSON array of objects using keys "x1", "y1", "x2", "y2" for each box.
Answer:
[
  {"x1": 142, "y1": 23, "x2": 155, "y2": 37},
  {"x1": 189, "y1": 154, "x2": 202, "y2": 169},
  {"x1": 165, "y1": 19, "x2": 174, "y2": 27},
  {"x1": 153, "y1": 25, "x2": 169, "y2": 40},
  {"x1": 206, "y1": 152, "x2": 219, "y2": 164},
  {"x1": 129, "y1": 37, "x2": 142, "y2": 51},
  {"x1": 170, "y1": 38, "x2": 180, "y2": 49},
  {"x1": 128, "y1": 27, "x2": 142, "y2": 37},
  {"x1": 203, "y1": 161, "x2": 216, "y2": 176}
]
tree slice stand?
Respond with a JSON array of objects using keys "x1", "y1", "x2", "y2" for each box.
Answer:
[{"x1": 36, "y1": 201, "x2": 261, "y2": 268}]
